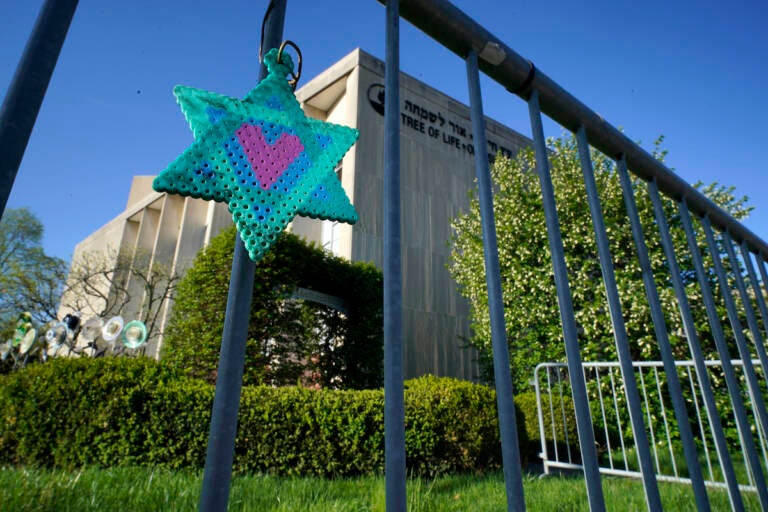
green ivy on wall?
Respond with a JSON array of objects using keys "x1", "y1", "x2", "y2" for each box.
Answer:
[{"x1": 162, "y1": 226, "x2": 383, "y2": 389}]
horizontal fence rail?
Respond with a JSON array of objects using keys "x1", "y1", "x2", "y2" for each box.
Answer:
[
  {"x1": 383, "y1": 1, "x2": 768, "y2": 510},
  {"x1": 387, "y1": 0, "x2": 768, "y2": 259},
  {"x1": 534, "y1": 360, "x2": 768, "y2": 494}
]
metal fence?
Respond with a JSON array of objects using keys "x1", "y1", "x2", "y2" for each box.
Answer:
[
  {"x1": 5, "y1": 1, "x2": 768, "y2": 511},
  {"x1": 385, "y1": 1, "x2": 768, "y2": 511},
  {"x1": 534, "y1": 360, "x2": 768, "y2": 493}
]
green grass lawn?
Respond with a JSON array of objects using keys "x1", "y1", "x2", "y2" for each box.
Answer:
[{"x1": 0, "y1": 466, "x2": 759, "y2": 511}]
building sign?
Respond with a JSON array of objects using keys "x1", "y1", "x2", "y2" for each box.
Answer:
[
  {"x1": 367, "y1": 83, "x2": 386, "y2": 116},
  {"x1": 367, "y1": 83, "x2": 517, "y2": 162}
]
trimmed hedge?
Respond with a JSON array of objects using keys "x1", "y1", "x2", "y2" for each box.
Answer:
[
  {"x1": 0, "y1": 358, "x2": 507, "y2": 476},
  {"x1": 404, "y1": 375, "x2": 506, "y2": 474}
]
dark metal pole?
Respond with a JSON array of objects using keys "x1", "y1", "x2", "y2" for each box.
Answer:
[
  {"x1": 723, "y1": 231, "x2": 768, "y2": 381},
  {"x1": 679, "y1": 200, "x2": 763, "y2": 510},
  {"x1": 528, "y1": 91, "x2": 605, "y2": 512},
  {"x1": 574, "y1": 128, "x2": 661, "y2": 512},
  {"x1": 757, "y1": 256, "x2": 768, "y2": 333},
  {"x1": 617, "y1": 162, "x2": 712, "y2": 511},
  {"x1": 703, "y1": 222, "x2": 768, "y2": 444},
  {"x1": 465, "y1": 49, "x2": 525, "y2": 512},
  {"x1": 198, "y1": 2, "x2": 286, "y2": 511},
  {"x1": 0, "y1": 0, "x2": 78, "y2": 218},
  {"x1": 741, "y1": 243, "x2": 768, "y2": 340},
  {"x1": 695, "y1": 213, "x2": 768, "y2": 511},
  {"x1": 383, "y1": 1, "x2": 407, "y2": 511}
]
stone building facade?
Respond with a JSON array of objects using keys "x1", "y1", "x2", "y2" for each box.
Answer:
[{"x1": 61, "y1": 48, "x2": 530, "y2": 380}]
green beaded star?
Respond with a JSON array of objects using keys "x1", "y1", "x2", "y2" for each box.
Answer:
[{"x1": 153, "y1": 48, "x2": 358, "y2": 262}]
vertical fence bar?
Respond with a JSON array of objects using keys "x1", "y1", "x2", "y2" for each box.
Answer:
[
  {"x1": 685, "y1": 367, "x2": 715, "y2": 481},
  {"x1": 528, "y1": 92, "x2": 605, "y2": 511},
  {"x1": 742, "y1": 243, "x2": 768, "y2": 340},
  {"x1": 722, "y1": 232, "x2": 768, "y2": 468},
  {"x1": 757, "y1": 406, "x2": 768, "y2": 470},
  {"x1": 466, "y1": 49, "x2": 525, "y2": 512},
  {"x1": 383, "y1": 1, "x2": 407, "y2": 510},
  {"x1": 645, "y1": 181, "x2": 744, "y2": 509},
  {"x1": 575, "y1": 127, "x2": 661, "y2": 510},
  {"x1": 197, "y1": 2, "x2": 285, "y2": 511},
  {"x1": 680, "y1": 200, "x2": 768, "y2": 510},
  {"x1": 595, "y1": 366, "x2": 615, "y2": 470},
  {"x1": 615, "y1": 158, "x2": 710, "y2": 509},
  {"x1": 758, "y1": 258, "x2": 768, "y2": 315},
  {"x1": 609, "y1": 368, "x2": 630, "y2": 470},
  {"x1": 638, "y1": 370, "x2": 661, "y2": 473},
  {"x1": 702, "y1": 220, "x2": 768, "y2": 445},
  {"x1": 653, "y1": 367, "x2": 678, "y2": 477},
  {"x1": 556, "y1": 369, "x2": 573, "y2": 463},
  {"x1": 743, "y1": 246, "x2": 768, "y2": 463},
  {"x1": 533, "y1": 365, "x2": 551, "y2": 475},
  {"x1": 546, "y1": 368, "x2": 560, "y2": 462},
  {"x1": 0, "y1": 0, "x2": 79, "y2": 218},
  {"x1": 723, "y1": 232, "x2": 768, "y2": 389}
]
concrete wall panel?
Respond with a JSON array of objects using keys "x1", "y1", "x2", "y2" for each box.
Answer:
[{"x1": 63, "y1": 49, "x2": 531, "y2": 381}]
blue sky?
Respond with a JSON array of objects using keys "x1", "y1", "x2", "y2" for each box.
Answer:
[{"x1": 2, "y1": 0, "x2": 766, "y2": 262}]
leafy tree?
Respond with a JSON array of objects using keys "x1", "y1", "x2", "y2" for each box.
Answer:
[
  {"x1": 0, "y1": 208, "x2": 67, "y2": 340},
  {"x1": 60, "y1": 247, "x2": 180, "y2": 347},
  {"x1": 162, "y1": 226, "x2": 383, "y2": 389},
  {"x1": 449, "y1": 135, "x2": 752, "y2": 390}
]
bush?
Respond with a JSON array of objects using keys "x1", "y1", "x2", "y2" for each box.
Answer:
[
  {"x1": 1, "y1": 358, "x2": 508, "y2": 476},
  {"x1": 0, "y1": 357, "x2": 185, "y2": 467},
  {"x1": 404, "y1": 375, "x2": 503, "y2": 475}
]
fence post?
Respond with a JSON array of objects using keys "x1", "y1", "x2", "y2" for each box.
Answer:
[
  {"x1": 702, "y1": 220, "x2": 768, "y2": 447},
  {"x1": 0, "y1": 0, "x2": 79, "y2": 218},
  {"x1": 465, "y1": 49, "x2": 526, "y2": 512},
  {"x1": 679, "y1": 202, "x2": 768, "y2": 511},
  {"x1": 198, "y1": 2, "x2": 286, "y2": 511},
  {"x1": 722, "y1": 232, "x2": 768, "y2": 391},
  {"x1": 758, "y1": 258, "x2": 768, "y2": 324},
  {"x1": 616, "y1": 159, "x2": 711, "y2": 510},
  {"x1": 574, "y1": 128, "x2": 661, "y2": 511},
  {"x1": 533, "y1": 365, "x2": 551, "y2": 475},
  {"x1": 740, "y1": 242, "x2": 768, "y2": 341},
  {"x1": 527, "y1": 91, "x2": 606, "y2": 512},
  {"x1": 383, "y1": 1, "x2": 407, "y2": 510}
]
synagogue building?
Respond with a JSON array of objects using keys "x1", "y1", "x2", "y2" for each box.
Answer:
[{"x1": 61, "y1": 48, "x2": 531, "y2": 380}]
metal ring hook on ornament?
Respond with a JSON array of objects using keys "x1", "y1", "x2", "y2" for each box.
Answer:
[{"x1": 277, "y1": 40, "x2": 302, "y2": 91}]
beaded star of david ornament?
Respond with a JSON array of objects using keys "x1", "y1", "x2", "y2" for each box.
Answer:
[{"x1": 153, "y1": 44, "x2": 358, "y2": 262}]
